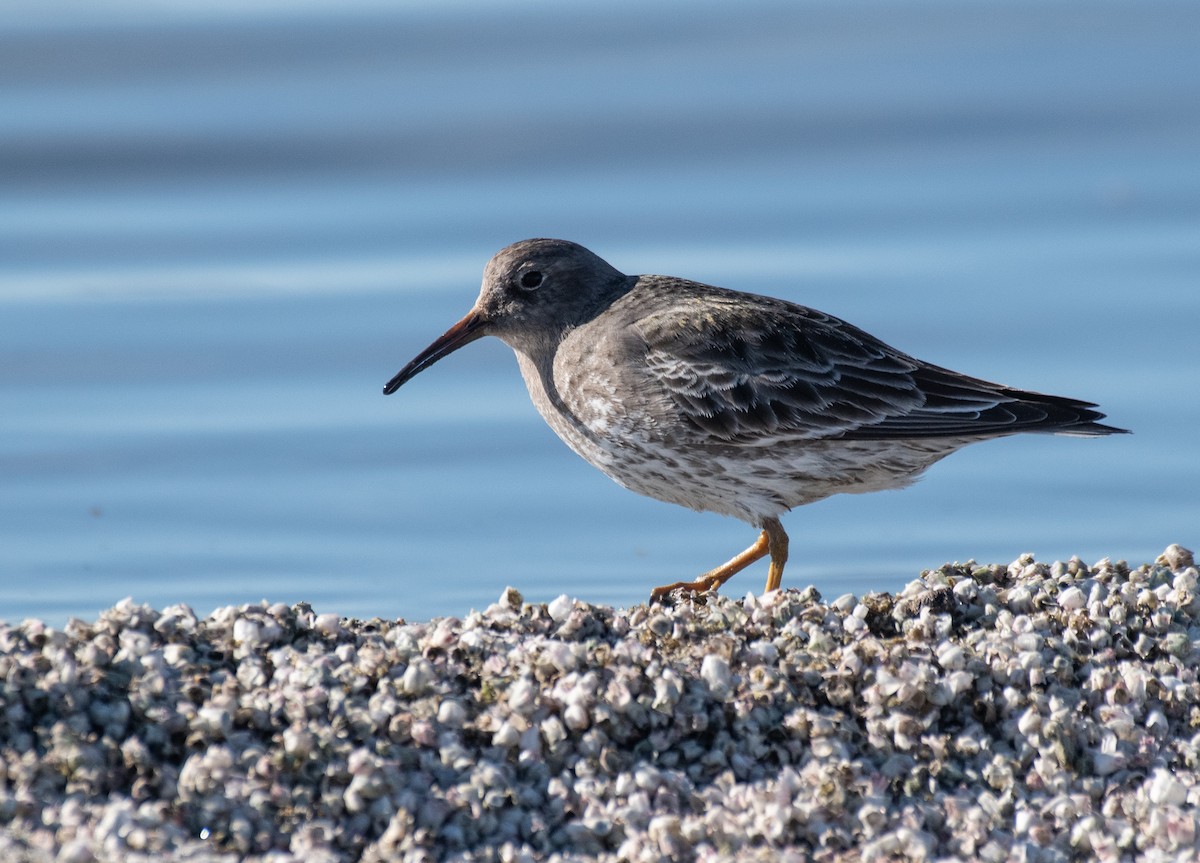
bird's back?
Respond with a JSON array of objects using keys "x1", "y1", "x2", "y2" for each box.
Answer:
[{"x1": 610, "y1": 275, "x2": 1127, "y2": 447}]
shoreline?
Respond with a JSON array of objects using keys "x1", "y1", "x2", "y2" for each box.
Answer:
[{"x1": 0, "y1": 545, "x2": 1196, "y2": 862}]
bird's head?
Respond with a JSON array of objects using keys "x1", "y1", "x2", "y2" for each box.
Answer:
[{"x1": 383, "y1": 239, "x2": 629, "y2": 394}]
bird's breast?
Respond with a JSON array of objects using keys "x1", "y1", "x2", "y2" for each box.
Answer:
[{"x1": 513, "y1": 342, "x2": 642, "y2": 468}]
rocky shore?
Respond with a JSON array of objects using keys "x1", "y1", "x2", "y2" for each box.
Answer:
[{"x1": 0, "y1": 546, "x2": 1197, "y2": 862}]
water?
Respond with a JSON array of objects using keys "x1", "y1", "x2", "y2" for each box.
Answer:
[{"x1": 2, "y1": 0, "x2": 1197, "y2": 625}]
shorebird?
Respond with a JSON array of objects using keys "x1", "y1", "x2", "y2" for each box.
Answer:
[{"x1": 384, "y1": 239, "x2": 1126, "y2": 600}]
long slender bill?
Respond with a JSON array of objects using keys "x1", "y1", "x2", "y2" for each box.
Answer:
[{"x1": 383, "y1": 309, "x2": 488, "y2": 395}]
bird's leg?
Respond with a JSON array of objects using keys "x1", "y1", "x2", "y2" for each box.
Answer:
[
  {"x1": 649, "y1": 530, "x2": 771, "y2": 602},
  {"x1": 761, "y1": 516, "x2": 789, "y2": 593}
]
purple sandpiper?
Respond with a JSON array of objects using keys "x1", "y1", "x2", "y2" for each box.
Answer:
[{"x1": 384, "y1": 239, "x2": 1127, "y2": 600}]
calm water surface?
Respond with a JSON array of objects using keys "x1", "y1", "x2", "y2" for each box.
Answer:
[{"x1": 2, "y1": 0, "x2": 1197, "y2": 624}]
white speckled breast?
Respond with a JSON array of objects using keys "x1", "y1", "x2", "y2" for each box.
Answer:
[{"x1": 513, "y1": 337, "x2": 972, "y2": 526}]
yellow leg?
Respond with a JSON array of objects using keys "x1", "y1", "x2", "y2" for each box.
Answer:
[
  {"x1": 761, "y1": 516, "x2": 789, "y2": 593},
  {"x1": 650, "y1": 526, "x2": 776, "y2": 602}
]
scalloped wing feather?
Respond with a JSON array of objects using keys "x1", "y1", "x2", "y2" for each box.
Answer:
[{"x1": 633, "y1": 282, "x2": 1114, "y2": 443}]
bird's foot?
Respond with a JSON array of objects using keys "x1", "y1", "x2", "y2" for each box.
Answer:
[
  {"x1": 649, "y1": 575, "x2": 725, "y2": 604},
  {"x1": 648, "y1": 529, "x2": 772, "y2": 604}
]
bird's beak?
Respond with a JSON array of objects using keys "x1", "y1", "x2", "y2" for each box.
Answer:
[{"x1": 383, "y1": 308, "x2": 488, "y2": 395}]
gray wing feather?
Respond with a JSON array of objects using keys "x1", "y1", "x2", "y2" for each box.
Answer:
[{"x1": 634, "y1": 281, "x2": 1120, "y2": 443}]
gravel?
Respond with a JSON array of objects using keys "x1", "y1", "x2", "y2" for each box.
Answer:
[{"x1": 0, "y1": 545, "x2": 1197, "y2": 862}]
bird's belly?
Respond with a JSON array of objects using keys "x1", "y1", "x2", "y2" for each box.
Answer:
[
  {"x1": 516, "y1": 350, "x2": 971, "y2": 525},
  {"x1": 517, "y1": 355, "x2": 755, "y2": 515},
  {"x1": 535, "y1": 400, "x2": 764, "y2": 518},
  {"x1": 534, "y1": 395, "x2": 967, "y2": 524}
]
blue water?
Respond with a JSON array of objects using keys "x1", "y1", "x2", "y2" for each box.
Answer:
[{"x1": 2, "y1": 0, "x2": 1197, "y2": 625}]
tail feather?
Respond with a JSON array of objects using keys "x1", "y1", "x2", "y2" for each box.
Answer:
[
  {"x1": 998, "y1": 389, "x2": 1129, "y2": 437},
  {"x1": 842, "y1": 368, "x2": 1129, "y2": 440}
]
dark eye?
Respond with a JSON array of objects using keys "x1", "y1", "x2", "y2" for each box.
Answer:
[{"x1": 519, "y1": 270, "x2": 543, "y2": 290}]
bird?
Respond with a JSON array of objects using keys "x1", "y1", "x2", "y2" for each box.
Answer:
[{"x1": 384, "y1": 238, "x2": 1127, "y2": 601}]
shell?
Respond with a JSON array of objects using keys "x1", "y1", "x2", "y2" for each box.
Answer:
[{"x1": 0, "y1": 550, "x2": 1197, "y2": 861}]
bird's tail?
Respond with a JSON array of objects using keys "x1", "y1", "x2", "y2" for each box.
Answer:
[{"x1": 1006, "y1": 390, "x2": 1129, "y2": 436}]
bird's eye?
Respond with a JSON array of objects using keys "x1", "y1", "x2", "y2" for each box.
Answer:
[{"x1": 519, "y1": 270, "x2": 543, "y2": 290}]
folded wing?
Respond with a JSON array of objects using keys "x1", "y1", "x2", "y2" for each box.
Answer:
[{"x1": 635, "y1": 282, "x2": 1124, "y2": 443}]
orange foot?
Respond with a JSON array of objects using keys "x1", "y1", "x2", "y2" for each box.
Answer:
[{"x1": 649, "y1": 517, "x2": 789, "y2": 602}]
